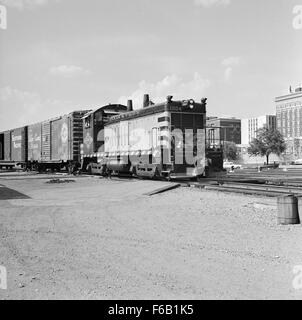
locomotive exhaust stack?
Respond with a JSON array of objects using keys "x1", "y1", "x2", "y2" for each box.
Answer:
[
  {"x1": 127, "y1": 100, "x2": 133, "y2": 112},
  {"x1": 143, "y1": 94, "x2": 150, "y2": 108},
  {"x1": 167, "y1": 95, "x2": 173, "y2": 102}
]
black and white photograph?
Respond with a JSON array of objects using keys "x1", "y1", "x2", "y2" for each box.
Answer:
[{"x1": 0, "y1": 0, "x2": 302, "y2": 303}]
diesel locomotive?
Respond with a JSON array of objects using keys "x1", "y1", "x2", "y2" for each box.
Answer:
[{"x1": 81, "y1": 95, "x2": 223, "y2": 179}]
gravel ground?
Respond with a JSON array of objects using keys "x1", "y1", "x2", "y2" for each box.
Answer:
[{"x1": 0, "y1": 174, "x2": 302, "y2": 300}]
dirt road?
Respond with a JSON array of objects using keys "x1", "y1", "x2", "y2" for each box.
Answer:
[{"x1": 0, "y1": 174, "x2": 302, "y2": 299}]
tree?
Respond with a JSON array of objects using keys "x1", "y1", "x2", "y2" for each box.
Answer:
[
  {"x1": 223, "y1": 141, "x2": 239, "y2": 161},
  {"x1": 248, "y1": 127, "x2": 286, "y2": 164}
]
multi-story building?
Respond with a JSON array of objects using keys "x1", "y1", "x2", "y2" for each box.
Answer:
[
  {"x1": 276, "y1": 86, "x2": 302, "y2": 158},
  {"x1": 206, "y1": 117, "x2": 241, "y2": 146},
  {"x1": 241, "y1": 115, "x2": 277, "y2": 145}
]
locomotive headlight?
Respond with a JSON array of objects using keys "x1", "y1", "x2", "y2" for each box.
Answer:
[{"x1": 189, "y1": 99, "x2": 195, "y2": 109}]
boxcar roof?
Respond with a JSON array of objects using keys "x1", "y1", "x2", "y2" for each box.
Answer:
[{"x1": 1, "y1": 110, "x2": 91, "y2": 133}]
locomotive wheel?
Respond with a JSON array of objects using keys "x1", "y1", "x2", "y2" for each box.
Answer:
[{"x1": 100, "y1": 165, "x2": 106, "y2": 176}]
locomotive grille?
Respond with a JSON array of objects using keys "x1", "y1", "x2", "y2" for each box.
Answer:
[{"x1": 171, "y1": 113, "x2": 204, "y2": 130}]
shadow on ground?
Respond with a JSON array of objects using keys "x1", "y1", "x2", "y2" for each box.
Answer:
[{"x1": 0, "y1": 185, "x2": 30, "y2": 200}]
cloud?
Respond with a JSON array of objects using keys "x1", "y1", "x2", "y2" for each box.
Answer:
[
  {"x1": 223, "y1": 67, "x2": 233, "y2": 82},
  {"x1": 118, "y1": 73, "x2": 211, "y2": 109},
  {"x1": 194, "y1": 0, "x2": 231, "y2": 7},
  {"x1": 0, "y1": 86, "x2": 74, "y2": 130},
  {"x1": 49, "y1": 65, "x2": 91, "y2": 78},
  {"x1": 222, "y1": 56, "x2": 243, "y2": 67},
  {"x1": 0, "y1": 0, "x2": 60, "y2": 10},
  {"x1": 221, "y1": 56, "x2": 243, "y2": 82}
]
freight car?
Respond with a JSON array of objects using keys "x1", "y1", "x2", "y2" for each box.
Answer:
[
  {"x1": 27, "y1": 110, "x2": 90, "y2": 171},
  {"x1": 82, "y1": 95, "x2": 223, "y2": 179},
  {"x1": 0, "y1": 110, "x2": 90, "y2": 171},
  {"x1": 0, "y1": 127, "x2": 28, "y2": 169}
]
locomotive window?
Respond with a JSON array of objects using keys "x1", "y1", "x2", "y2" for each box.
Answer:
[
  {"x1": 95, "y1": 112, "x2": 102, "y2": 122},
  {"x1": 158, "y1": 117, "x2": 170, "y2": 123},
  {"x1": 194, "y1": 115, "x2": 204, "y2": 129}
]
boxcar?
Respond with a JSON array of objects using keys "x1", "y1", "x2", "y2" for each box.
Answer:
[
  {"x1": 51, "y1": 111, "x2": 89, "y2": 163},
  {"x1": 27, "y1": 111, "x2": 90, "y2": 171},
  {"x1": 0, "y1": 128, "x2": 28, "y2": 169}
]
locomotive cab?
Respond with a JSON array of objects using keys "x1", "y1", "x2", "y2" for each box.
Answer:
[{"x1": 81, "y1": 104, "x2": 128, "y2": 173}]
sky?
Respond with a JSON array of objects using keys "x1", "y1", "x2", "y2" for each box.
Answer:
[{"x1": 0, "y1": 0, "x2": 301, "y2": 131}]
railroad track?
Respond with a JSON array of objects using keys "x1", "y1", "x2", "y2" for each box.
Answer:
[
  {"x1": 197, "y1": 183, "x2": 302, "y2": 198},
  {"x1": 186, "y1": 169, "x2": 302, "y2": 197}
]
